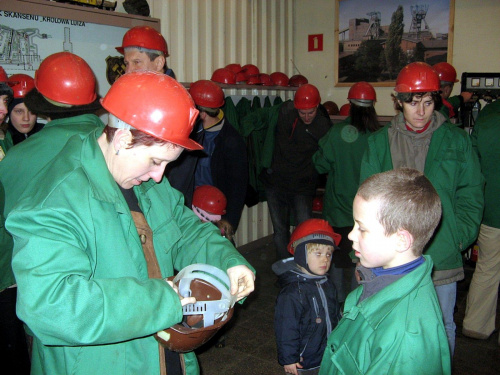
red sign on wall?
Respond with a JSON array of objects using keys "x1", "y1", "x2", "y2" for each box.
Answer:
[{"x1": 308, "y1": 34, "x2": 323, "y2": 52}]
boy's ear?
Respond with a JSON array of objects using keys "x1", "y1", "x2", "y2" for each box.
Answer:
[{"x1": 395, "y1": 229, "x2": 413, "y2": 253}]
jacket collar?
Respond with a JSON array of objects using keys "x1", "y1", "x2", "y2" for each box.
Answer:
[{"x1": 343, "y1": 255, "x2": 433, "y2": 329}]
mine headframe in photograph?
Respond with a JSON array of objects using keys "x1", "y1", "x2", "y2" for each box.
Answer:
[{"x1": 54, "y1": 0, "x2": 117, "y2": 11}]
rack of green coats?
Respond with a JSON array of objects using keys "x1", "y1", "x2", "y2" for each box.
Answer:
[{"x1": 222, "y1": 95, "x2": 287, "y2": 206}]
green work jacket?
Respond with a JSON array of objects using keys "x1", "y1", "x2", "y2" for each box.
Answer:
[
  {"x1": 313, "y1": 118, "x2": 373, "y2": 227},
  {"x1": 360, "y1": 115, "x2": 484, "y2": 272},
  {"x1": 5, "y1": 127, "x2": 253, "y2": 375},
  {"x1": 0, "y1": 115, "x2": 103, "y2": 291},
  {"x1": 471, "y1": 110, "x2": 500, "y2": 228},
  {"x1": 319, "y1": 256, "x2": 451, "y2": 375},
  {"x1": 0, "y1": 128, "x2": 14, "y2": 289}
]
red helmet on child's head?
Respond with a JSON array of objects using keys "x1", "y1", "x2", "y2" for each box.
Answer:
[
  {"x1": 8, "y1": 74, "x2": 35, "y2": 98},
  {"x1": 192, "y1": 185, "x2": 227, "y2": 215},
  {"x1": 287, "y1": 219, "x2": 341, "y2": 255}
]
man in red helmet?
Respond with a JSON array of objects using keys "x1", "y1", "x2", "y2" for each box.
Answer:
[
  {"x1": 166, "y1": 80, "x2": 248, "y2": 232},
  {"x1": 433, "y1": 62, "x2": 472, "y2": 121},
  {"x1": 116, "y1": 25, "x2": 176, "y2": 79},
  {"x1": 360, "y1": 62, "x2": 484, "y2": 357},
  {"x1": 261, "y1": 83, "x2": 331, "y2": 260}
]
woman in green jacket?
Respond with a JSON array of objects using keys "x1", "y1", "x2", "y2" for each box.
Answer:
[
  {"x1": 360, "y1": 62, "x2": 484, "y2": 356},
  {"x1": 313, "y1": 82, "x2": 382, "y2": 302},
  {"x1": 5, "y1": 71, "x2": 255, "y2": 375}
]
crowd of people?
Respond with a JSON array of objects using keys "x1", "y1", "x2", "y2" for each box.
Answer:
[{"x1": 0, "y1": 23, "x2": 497, "y2": 375}]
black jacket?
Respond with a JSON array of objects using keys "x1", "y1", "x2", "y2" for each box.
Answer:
[
  {"x1": 261, "y1": 102, "x2": 331, "y2": 195},
  {"x1": 273, "y1": 258, "x2": 340, "y2": 370},
  {"x1": 165, "y1": 117, "x2": 248, "y2": 231}
]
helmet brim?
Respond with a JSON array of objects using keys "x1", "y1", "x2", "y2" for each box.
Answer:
[{"x1": 25, "y1": 88, "x2": 102, "y2": 117}]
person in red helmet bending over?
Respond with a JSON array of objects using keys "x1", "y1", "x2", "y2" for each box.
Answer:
[
  {"x1": 313, "y1": 81, "x2": 382, "y2": 303},
  {"x1": 359, "y1": 62, "x2": 484, "y2": 357},
  {"x1": 273, "y1": 218, "x2": 341, "y2": 375},
  {"x1": 192, "y1": 185, "x2": 235, "y2": 245},
  {"x1": 261, "y1": 83, "x2": 331, "y2": 260},
  {"x1": 433, "y1": 62, "x2": 472, "y2": 121},
  {"x1": 166, "y1": 79, "x2": 248, "y2": 233},
  {"x1": 117, "y1": 25, "x2": 176, "y2": 79},
  {"x1": 1, "y1": 68, "x2": 255, "y2": 374}
]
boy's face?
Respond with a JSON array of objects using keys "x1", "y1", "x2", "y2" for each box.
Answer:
[
  {"x1": 349, "y1": 195, "x2": 399, "y2": 269},
  {"x1": 306, "y1": 244, "x2": 333, "y2": 275}
]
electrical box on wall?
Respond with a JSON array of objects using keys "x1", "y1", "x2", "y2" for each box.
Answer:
[{"x1": 308, "y1": 34, "x2": 323, "y2": 52}]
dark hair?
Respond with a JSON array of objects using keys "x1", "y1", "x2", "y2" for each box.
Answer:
[
  {"x1": 102, "y1": 125, "x2": 169, "y2": 147},
  {"x1": 197, "y1": 105, "x2": 220, "y2": 118},
  {"x1": 393, "y1": 91, "x2": 442, "y2": 112},
  {"x1": 350, "y1": 104, "x2": 382, "y2": 133},
  {"x1": 357, "y1": 168, "x2": 442, "y2": 255}
]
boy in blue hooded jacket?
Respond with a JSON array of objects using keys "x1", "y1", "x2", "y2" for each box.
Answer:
[{"x1": 274, "y1": 218, "x2": 341, "y2": 374}]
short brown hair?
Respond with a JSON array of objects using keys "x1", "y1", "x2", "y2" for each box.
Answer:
[
  {"x1": 357, "y1": 168, "x2": 442, "y2": 255},
  {"x1": 102, "y1": 125, "x2": 173, "y2": 148}
]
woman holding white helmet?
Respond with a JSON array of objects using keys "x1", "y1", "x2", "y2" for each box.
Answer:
[{"x1": 3, "y1": 71, "x2": 255, "y2": 375}]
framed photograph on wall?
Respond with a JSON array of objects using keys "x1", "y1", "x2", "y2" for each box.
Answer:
[{"x1": 335, "y1": 0, "x2": 455, "y2": 87}]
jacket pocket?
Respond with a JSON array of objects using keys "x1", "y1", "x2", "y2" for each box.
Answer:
[{"x1": 331, "y1": 342, "x2": 364, "y2": 375}]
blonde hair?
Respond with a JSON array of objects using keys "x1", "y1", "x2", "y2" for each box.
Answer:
[{"x1": 305, "y1": 243, "x2": 334, "y2": 254}]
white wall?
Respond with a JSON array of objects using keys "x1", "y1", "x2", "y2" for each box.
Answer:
[{"x1": 293, "y1": 0, "x2": 500, "y2": 116}]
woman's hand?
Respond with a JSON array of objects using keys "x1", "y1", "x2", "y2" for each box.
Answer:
[
  {"x1": 227, "y1": 265, "x2": 255, "y2": 301},
  {"x1": 166, "y1": 279, "x2": 196, "y2": 306}
]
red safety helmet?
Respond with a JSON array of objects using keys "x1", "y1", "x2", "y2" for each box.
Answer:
[
  {"x1": 322, "y1": 101, "x2": 339, "y2": 116},
  {"x1": 101, "y1": 71, "x2": 201, "y2": 150},
  {"x1": 294, "y1": 83, "x2": 321, "y2": 110},
  {"x1": 246, "y1": 75, "x2": 261, "y2": 85},
  {"x1": 433, "y1": 62, "x2": 459, "y2": 83},
  {"x1": 289, "y1": 74, "x2": 308, "y2": 87},
  {"x1": 0, "y1": 66, "x2": 9, "y2": 83},
  {"x1": 287, "y1": 219, "x2": 341, "y2": 255},
  {"x1": 312, "y1": 196, "x2": 323, "y2": 212},
  {"x1": 8, "y1": 74, "x2": 35, "y2": 99},
  {"x1": 395, "y1": 62, "x2": 440, "y2": 93},
  {"x1": 259, "y1": 73, "x2": 273, "y2": 86},
  {"x1": 189, "y1": 80, "x2": 224, "y2": 109},
  {"x1": 211, "y1": 68, "x2": 236, "y2": 85},
  {"x1": 241, "y1": 64, "x2": 260, "y2": 77},
  {"x1": 156, "y1": 264, "x2": 235, "y2": 352},
  {"x1": 270, "y1": 72, "x2": 289, "y2": 87},
  {"x1": 235, "y1": 71, "x2": 247, "y2": 83},
  {"x1": 225, "y1": 63, "x2": 242, "y2": 74},
  {"x1": 192, "y1": 185, "x2": 227, "y2": 215},
  {"x1": 339, "y1": 103, "x2": 351, "y2": 116},
  {"x1": 116, "y1": 26, "x2": 168, "y2": 56},
  {"x1": 348, "y1": 81, "x2": 376, "y2": 101},
  {"x1": 35, "y1": 52, "x2": 97, "y2": 106}
]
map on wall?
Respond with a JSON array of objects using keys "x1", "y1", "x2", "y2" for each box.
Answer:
[{"x1": 0, "y1": 9, "x2": 129, "y2": 96}]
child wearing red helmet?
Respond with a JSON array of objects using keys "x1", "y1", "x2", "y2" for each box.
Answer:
[{"x1": 273, "y1": 218, "x2": 341, "y2": 375}]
